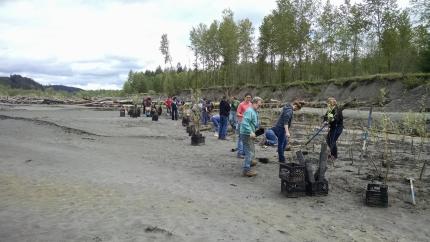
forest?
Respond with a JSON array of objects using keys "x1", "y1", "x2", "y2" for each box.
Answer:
[{"x1": 123, "y1": 0, "x2": 430, "y2": 96}]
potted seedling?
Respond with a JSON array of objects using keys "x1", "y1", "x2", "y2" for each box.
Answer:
[
  {"x1": 364, "y1": 114, "x2": 393, "y2": 208},
  {"x1": 182, "y1": 103, "x2": 191, "y2": 127},
  {"x1": 190, "y1": 89, "x2": 205, "y2": 145}
]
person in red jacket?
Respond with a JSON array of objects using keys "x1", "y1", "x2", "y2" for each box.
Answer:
[
  {"x1": 164, "y1": 97, "x2": 173, "y2": 115},
  {"x1": 235, "y1": 93, "x2": 252, "y2": 158}
]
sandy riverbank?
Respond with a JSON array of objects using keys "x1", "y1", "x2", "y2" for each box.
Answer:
[{"x1": 0, "y1": 104, "x2": 428, "y2": 241}]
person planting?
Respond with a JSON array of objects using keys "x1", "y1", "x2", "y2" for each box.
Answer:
[
  {"x1": 323, "y1": 97, "x2": 343, "y2": 160},
  {"x1": 272, "y1": 100, "x2": 303, "y2": 163}
]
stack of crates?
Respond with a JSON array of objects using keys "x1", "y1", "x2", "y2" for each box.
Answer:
[{"x1": 279, "y1": 163, "x2": 306, "y2": 197}]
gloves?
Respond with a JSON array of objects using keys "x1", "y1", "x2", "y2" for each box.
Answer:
[{"x1": 327, "y1": 113, "x2": 334, "y2": 123}]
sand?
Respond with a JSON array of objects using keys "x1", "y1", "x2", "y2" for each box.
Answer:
[{"x1": 0, "y1": 104, "x2": 429, "y2": 242}]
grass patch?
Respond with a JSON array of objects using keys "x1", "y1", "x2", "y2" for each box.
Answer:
[{"x1": 401, "y1": 74, "x2": 430, "y2": 90}]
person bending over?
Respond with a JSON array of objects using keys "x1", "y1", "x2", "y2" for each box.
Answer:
[
  {"x1": 211, "y1": 114, "x2": 220, "y2": 137},
  {"x1": 272, "y1": 100, "x2": 303, "y2": 163},
  {"x1": 264, "y1": 128, "x2": 278, "y2": 146}
]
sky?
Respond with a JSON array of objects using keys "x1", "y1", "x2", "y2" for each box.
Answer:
[{"x1": 0, "y1": 0, "x2": 411, "y2": 90}]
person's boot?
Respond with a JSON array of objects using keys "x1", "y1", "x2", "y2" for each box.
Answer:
[
  {"x1": 243, "y1": 170, "x2": 257, "y2": 177},
  {"x1": 251, "y1": 159, "x2": 257, "y2": 167}
]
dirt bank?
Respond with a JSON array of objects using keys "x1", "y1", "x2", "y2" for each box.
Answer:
[{"x1": 176, "y1": 76, "x2": 429, "y2": 112}]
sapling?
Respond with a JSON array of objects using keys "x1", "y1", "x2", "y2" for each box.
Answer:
[
  {"x1": 190, "y1": 88, "x2": 202, "y2": 136},
  {"x1": 349, "y1": 129, "x2": 357, "y2": 165}
]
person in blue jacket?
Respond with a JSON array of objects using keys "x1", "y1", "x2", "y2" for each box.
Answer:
[
  {"x1": 272, "y1": 100, "x2": 303, "y2": 163},
  {"x1": 211, "y1": 114, "x2": 220, "y2": 137},
  {"x1": 264, "y1": 128, "x2": 278, "y2": 146}
]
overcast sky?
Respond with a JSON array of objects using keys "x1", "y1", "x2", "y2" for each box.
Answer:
[{"x1": 0, "y1": 0, "x2": 410, "y2": 90}]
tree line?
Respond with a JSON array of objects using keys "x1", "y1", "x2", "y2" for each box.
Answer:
[{"x1": 123, "y1": 0, "x2": 430, "y2": 96}]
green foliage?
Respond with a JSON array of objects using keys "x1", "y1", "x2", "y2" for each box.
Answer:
[
  {"x1": 349, "y1": 81, "x2": 359, "y2": 90},
  {"x1": 122, "y1": 2, "x2": 430, "y2": 95},
  {"x1": 401, "y1": 73, "x2": 430, "y2": 89},
  {"x1": 0, "y1": 84, "x2": 73, "y2": 98},
  {"x1": 377, "y1": 87, "x2": 388, "y2": 106},
  {"x1": 402, "y1": 76, "x2": 421, "y2": 89},
  {"x1": 402, "y1": 112, "x2": 427, "y2": 137}
]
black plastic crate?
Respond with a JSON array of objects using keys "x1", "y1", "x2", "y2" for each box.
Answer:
[
  {"x1": 279, "y1": 163, "x2": 306, "y2": 183},
  {"x1": 281, "y1": 180, "x2": 306, "y2": 198},
  {"x1": 306, "y1": 179, "x2": 329, "y2": 196},
  {"x1": 120, "y1": 110, "x2": 125, "y2": 117},
  {"x1": 191, "y1": 134, "x2": 205, "y2": 146},
  {"x1": 365, "y1": 183, "x2": 388, "y2": 207}
]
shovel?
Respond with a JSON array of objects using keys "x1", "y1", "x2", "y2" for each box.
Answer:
[
  {"x1": 303, "y1": 123, "x2": 328, "y2": 146},
  {"x1": 406, "y1": 177, "x2": 416, "y2": 205},
  {"x1": 296, "y1": 123, "x2": 328, "y2": 162}
]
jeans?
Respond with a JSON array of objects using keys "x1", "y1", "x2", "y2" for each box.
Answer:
[
  {"x1": 327, "y1": 126, "x2": 343, "y2": 158},
  {"x1": 236, "y1": 123, "x2": 244, "y2": 156},
  {"x1": 241, "y1": 134, "x2": 254, "y2": 172},
  {"x1": 273, "y1": 127, "x2": 288, "y2": 162},
  {"x1": 171, "y1": 107, "x2": 178, "y2": 120},
  {"x1": 219, "y1": 115, "x2": 228, "y2": 139},
  {"x1": 265, "y1": 129, "x2": 278, "y2": 146},
  {"x1": 201, "y1": 111, "x2": 209, "y2": 125},
  {"x1": 229, "y1": 111, "x2": 237, "y2": 130},
  {"x1": 211, "y1": 116, "x2": 219, "y2": 133}
]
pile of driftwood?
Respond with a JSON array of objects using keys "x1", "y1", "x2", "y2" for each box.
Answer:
[
  {"x1": 0, "y1": 96, "x2": 135, "y2": 108},
  {"x1": 81, "y1": 99, "x2": 133, "y2": 107},
  {"x1": 0, "y1": 96, "x2": 67, "y2": 105}
]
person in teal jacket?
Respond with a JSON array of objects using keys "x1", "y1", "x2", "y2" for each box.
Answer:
[{"x1": 240, "y1": 97, "x2": 263, "y2": 177}]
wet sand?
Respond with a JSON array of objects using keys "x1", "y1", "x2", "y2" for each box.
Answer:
[{"x1": 0, "y1": 104, "x2": 429, "y2": 241}]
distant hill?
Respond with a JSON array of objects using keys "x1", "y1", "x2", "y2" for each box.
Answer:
[
  {"x1": 0, "y1": 75, "x2": 82, "y2": 93},
  {"x1": 45, "y1": 85, "x2": 82, "y2": 93},
  {"x1": 0, "y1": 74, "x2": 44, "y2": 90}
]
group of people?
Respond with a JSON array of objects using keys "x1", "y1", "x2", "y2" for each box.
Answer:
[
  {"x1": 229, "y1": 94, "x2": 344, "y2": 177},
  {"x1": 163, "y1": 93, "x2": 345, "y2": 178},
  {"x1": 231, "y1": 94, "x2": 303, "y2": 176},
  {"x1": 164, "y1": 96, "x2": 183, "y2": 121}
]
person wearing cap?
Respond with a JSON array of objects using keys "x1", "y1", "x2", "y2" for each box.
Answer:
[
  {"x1": 240, "y1": 97, "x2": 263, "y2": 177},
  {"x1": 272, "y1": 100, "x2": 303, "y2": 163}
]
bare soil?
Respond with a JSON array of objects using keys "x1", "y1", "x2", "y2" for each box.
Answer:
[{"x1": 0, "y1": 104, "x2": 429, "y2": 241}]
